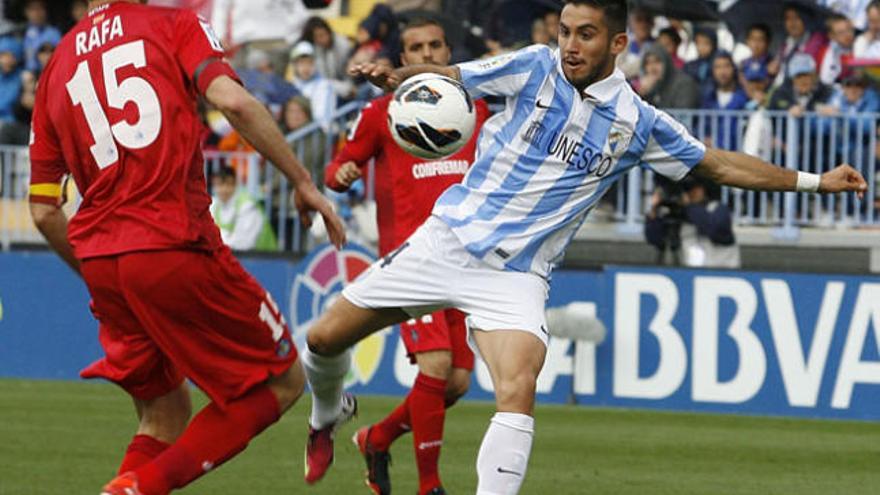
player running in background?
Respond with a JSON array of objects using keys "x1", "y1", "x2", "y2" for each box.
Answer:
[
  {"x1": 302, "y1": 0, "x2": 868, "y2": 494},
  {"x1": 28, "y1": 1, "x2": 344, "y2": 494},
  {"x1": 309, "y1": 18, "x2": 490, "y2": 495}
]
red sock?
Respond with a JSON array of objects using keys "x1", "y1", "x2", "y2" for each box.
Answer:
[
  {"x1": 410, "y1": 373, "x2": 447, "y2": 494},
  {"x1": 118, "y1": 435, "x2": 170, "y2": 474},
  {"x1": 134, "y1": 386, "x2": 280, "y2": 495},
  {"x1": 368, "y1": 396, "x2": 411, "y2": 451}
]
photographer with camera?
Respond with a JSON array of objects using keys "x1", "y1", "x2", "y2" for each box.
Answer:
[{"x1": 645, "y1": 175, "x2": 740, "y2": 268}]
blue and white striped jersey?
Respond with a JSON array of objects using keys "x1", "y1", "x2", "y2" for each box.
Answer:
[{"x1": 432, "y1": 44, "x2": 706, "y2": 278}]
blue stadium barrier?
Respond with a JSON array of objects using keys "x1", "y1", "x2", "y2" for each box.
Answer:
[{"x1": 2, "y1": 246, "x2": 879, "y2": 421}]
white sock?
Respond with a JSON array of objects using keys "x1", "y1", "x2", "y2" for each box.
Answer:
[
  {"x1": 476, "y1": 412, "x2": 535, "y2": 495},
  {"x1": 301, "y1": 346, "x2": 351, "y2": 429}
]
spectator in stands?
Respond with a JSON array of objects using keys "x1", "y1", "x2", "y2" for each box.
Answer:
[
  {"x1": 740, "y1": 24, "x2": 775, "y2": 86},
  {"x1": 210, "y1": 166, "x2": 278, "y2": 252},
  {"x1": 300, "y1": 17, "x2": 354, "y2": 100},
  {"x1": 639, "y1": 44, "x2": 700, "y2": 109},
  {"x1": 288, "y1": 41, "x2": 336, "y2": 130},
  {"x1": 238, "y1": 49, "x2": 299, "y2": 112},
  {"x1": 357, "y1": 4, "x2": 401, "y2": 67},
  {"x1": 684, "y1": 28, "x2": 718, "y2": 96},
  {"x1": 854, "y1": 0, "x2": 880, "y2": 57},
  {"x1": 531, "y1": 17, "x2": 551, "y2": 47},
  {"x1": 279, "y1": 95, "x2": 325, "y2": 173},
  {"x1": 702, "y1": 52, "x2": 749, "y2": 150},
  {"x1": 645, "y1": 175, "x2": 740, "y2": 268},
  {"x1": 388, "y1": 0, "x2": 441, "y2": 12},
  {"x1": 774, "y1": 4, "x2": 829, "y2": 87},
  {"x1": 0, "y1": 36, "x2": 22, "y2": 125},
  {"x1": 743, "y1": 62, "x2": 772, "y2": 110},
  {"x1": 657, "y1": 27, "x2": 684, "y2": 70},
  {"x1": 30, "y1": 41, "x2": 53, "y2": 79},
  {"x1": 821, "y1": 15, "x2": 856, "y2": 86},
  {"x1": 22, "y1": 0, "x2": 60, "y2": 74},
  {"x1": 827, "y1": 72, "x2": 879, "y2": 166},
  {"x1": 620, "y1": 7, "x2": 654, "y2": 83},
  {"x1": 769, "y1": 53, "x2": 835, "y2": 116},
  {"x1": 71, "y1": 0, "x2": 88, "y2": 23},
  {"x1": 544, "y1": 10, "x2": 560, "y2": 49},
  {"x1": 1, "y1": 69, "x2": 35, "y2": 145}
]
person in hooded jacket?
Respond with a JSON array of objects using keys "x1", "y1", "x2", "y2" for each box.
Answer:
[{"x1": 639, "y1": 43, "x2": 700, "y2": 109}]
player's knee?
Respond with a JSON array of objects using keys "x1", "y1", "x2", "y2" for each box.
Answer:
[
  {"x1": 306, "y1": 328, "x2": 344, "y2": 357},
  {"x1": 416, "y1": 351, "x2": 453, "y2": 379},
  {"x1": 445, "y1": 370, "x2": 470, "y2": 402},
  {"x1": 495, "y1": 372, "x2": 537, "y2": 413}
]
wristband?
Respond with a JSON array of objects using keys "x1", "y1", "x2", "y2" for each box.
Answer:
[{"x1": 796, "y1": 171, "x2": 821, "y2": 193}]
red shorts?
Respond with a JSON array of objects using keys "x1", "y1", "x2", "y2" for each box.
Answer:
[
  {"x1": 79, "y1": 246, "x2": 296, "y2": 406},
  {"x1": 399, "y1": 308, "x2": 474, "y2": 370}
]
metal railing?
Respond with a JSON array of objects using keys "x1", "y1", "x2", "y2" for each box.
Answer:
[
  {"x1": 613, "y1": 109, "x2": 880, "y2": 238},
  {"x1": 3, "y1": 107, "x2": 879, "y2": 252}
]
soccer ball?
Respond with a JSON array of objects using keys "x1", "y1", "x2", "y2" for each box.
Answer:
[{"x1": 387, "y1": 73, "x2": 476, "y2": 160}]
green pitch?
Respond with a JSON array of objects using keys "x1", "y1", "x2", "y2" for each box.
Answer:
[{"x1": 1, "y1": 379, "x2": 877, "y2": 495}]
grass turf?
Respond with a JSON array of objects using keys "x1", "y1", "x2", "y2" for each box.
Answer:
[{"x1": 0, "y1": 379, "x2": 878, "y2": 494}]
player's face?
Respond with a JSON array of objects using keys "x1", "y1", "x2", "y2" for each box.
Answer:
[
  {"x1": 400, "y1": 25, "x2": 450, "y2": 67},
  {"x1": 558, "y1": 4, "x2": 626, "y2": 91}
]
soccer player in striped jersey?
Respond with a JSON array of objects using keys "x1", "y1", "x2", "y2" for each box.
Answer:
[{"x1": 301, "y1": 1, "x2": 868, "y2": 493}]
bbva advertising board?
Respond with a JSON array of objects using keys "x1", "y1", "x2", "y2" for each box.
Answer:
[{"x1": 1, "y1": 247, "x2": 878, "y2": 420}]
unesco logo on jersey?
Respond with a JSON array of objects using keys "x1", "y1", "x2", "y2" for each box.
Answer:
[{"x1": 522, "y1": 120, "x2": 616, "y2": 176}]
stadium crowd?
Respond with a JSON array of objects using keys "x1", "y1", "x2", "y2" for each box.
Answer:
[{"x1": 9, "y1": 0, "x2": 880, "y2": 251}]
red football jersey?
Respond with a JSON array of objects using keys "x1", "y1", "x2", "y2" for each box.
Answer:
[
  {"x1": 29, "y1": 2, "x2": 238, "y2": 259},
  {"x1": 326, "y1": 94, "x2": 490, "y2": 256}
]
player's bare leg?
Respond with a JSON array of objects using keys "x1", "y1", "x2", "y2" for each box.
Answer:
[
  {"x1": 471, "y1": 329, "x2": 546, "y2": 495},
  {"x1": 102, "y1": 363, "x2": 304, "y2": 495},
  {"x1": 115, "y1": 384, "x2": 192, "y2": 475},
  {"x1": 303, "y1": 296, "x2": 410, "y2": 484}
]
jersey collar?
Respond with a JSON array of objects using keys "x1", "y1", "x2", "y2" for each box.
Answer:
[
  {"x1": 582, "y1": 68, "x2": 626, "y2": 104},
  {"x1": 554, "y1": 48, "x2": 626, "y2": 105}
]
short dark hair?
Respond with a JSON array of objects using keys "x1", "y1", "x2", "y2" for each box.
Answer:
[
  {"x1": 564, "y1": 0, "x2": 628, "y2": 35},
  {"x1": 658, "y1": 27, "x2": 681, "y2": 46},
  {"x1": 868, "y1": 0, "x2": 880, "y2": 15},
  {"x1": 399, "y1": 17, "x2": 447, "y2": 52},
  {"x1": 747, "y1": 23, "x2": 772, "y2": 42}
]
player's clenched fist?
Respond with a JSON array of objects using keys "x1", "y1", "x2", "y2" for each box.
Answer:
[
  {"x1": 821, "y1": 165, "x2": 868, "y2": 199},
  {"x1": 335, "y1": 161, "x2": 362, "y2": 188}
]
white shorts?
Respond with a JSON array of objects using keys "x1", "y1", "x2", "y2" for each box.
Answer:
[{"x1": 343, "y1": 216, "x2": 550, "y2": 346}]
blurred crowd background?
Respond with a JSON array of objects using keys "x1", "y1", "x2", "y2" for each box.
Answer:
[{"x1": 3, "y1": 0, "x2": 880, "y2": 254}]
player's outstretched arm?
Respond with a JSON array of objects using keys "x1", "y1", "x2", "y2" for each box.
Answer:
[
  {"x1": 694, "y1": 148, "x2": 868, "y2": 198},
  {"x1": 29, "y1": 203, "x2": 80, "y2": 277},
  {"x1": 349, "y1": 62, "x2": 461, "y2": 92},
  {"x1": 205, "y1": 75, "x2": 346, "y2": 248}
]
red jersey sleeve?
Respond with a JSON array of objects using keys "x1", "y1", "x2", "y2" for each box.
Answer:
[
  {"x1": 325, "y1": 100, "x2": 384, "y2": 192},
  {"x1": 29, "y1": 77, "x2": 67, "y2": 206},
  {"x1": 172, "y1": 10, "x2": 240, "y2": 95}
]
